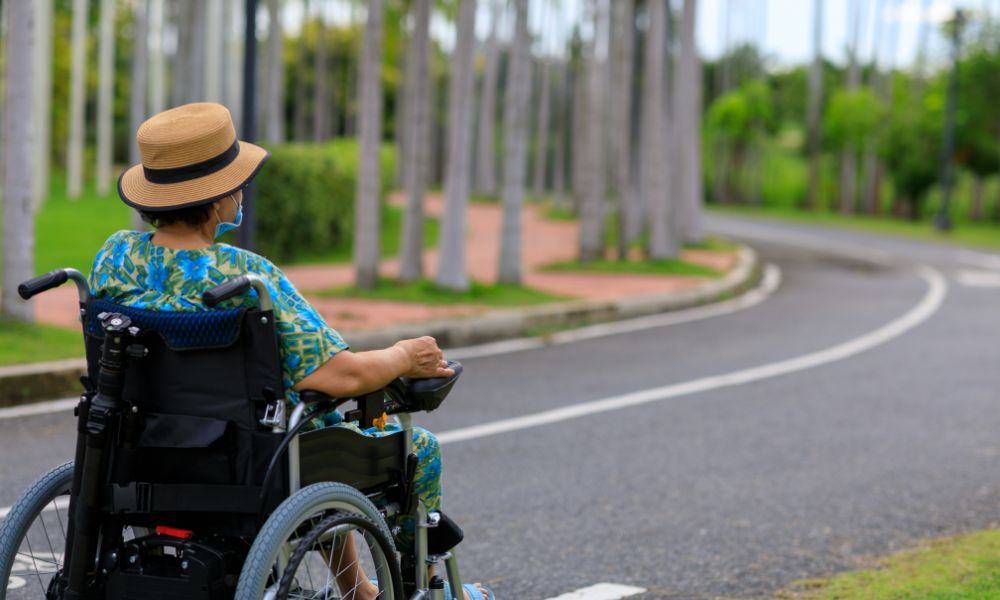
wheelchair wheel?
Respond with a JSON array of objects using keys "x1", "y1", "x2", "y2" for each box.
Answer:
[
  {"x1": 275, "y1": 511, "x2": 400, "y2": 599},
  {"x1": 236, "y1": 482, "x2": 402, "y2": 599},
  {"x1": 0, "y1": 462, "x2": 73, "y2": 600}
]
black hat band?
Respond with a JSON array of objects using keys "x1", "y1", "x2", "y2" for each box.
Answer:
[{"x1": 142, "y1": 139, "x2": 241, "y2": 184}]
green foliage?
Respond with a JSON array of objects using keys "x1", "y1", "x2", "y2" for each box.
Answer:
[
  {"x1": 705, "y1": 81, "x2": 777, "y2": 145},
  {"x1": 823, "y1": 88, "x2": 883, "y2": 149},
  {"x1": 0, "y1": 320, "x2": 85, "y2": 365},
  {"x1": 956, "y1": 44, "x2": 1000, "y2": 177},
  {"x1": 253, "y1": 140, "x2": 396, "y2": 263},
  {"x1": 542, "y1": 259, "x2": 722, "y2": 278},
  {"x1": 881, "y1": 99, "x2": 942, "y2": 207},
  {"x1": 318, "y1": 278, "x2": 569, "y2": 306}
]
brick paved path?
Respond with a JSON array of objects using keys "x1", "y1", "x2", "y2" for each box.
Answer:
[{"x1": 33, "y1": 193, "x2": 736, "y2": 333}]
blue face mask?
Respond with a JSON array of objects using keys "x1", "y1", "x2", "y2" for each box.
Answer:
[{"x1": 214, "y1": 196, "x2": 243, "y2": 239}]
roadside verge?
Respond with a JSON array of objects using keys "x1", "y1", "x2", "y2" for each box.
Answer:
[{"x1": 0, "y1": 244, "x2": 761, "y2": 407}]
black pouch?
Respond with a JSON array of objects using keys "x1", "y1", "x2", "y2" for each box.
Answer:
[{"x1": 136, "y1": 413, "x2": 236, "y2": 485}]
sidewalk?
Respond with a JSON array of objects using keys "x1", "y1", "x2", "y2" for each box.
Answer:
[{"x1": 32, "y1": 193, "x2": 739, "y2": 333}]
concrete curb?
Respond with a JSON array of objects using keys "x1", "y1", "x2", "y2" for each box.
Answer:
[{"x1": 0, "y1": 244, "x2": 760, "y2": 408}]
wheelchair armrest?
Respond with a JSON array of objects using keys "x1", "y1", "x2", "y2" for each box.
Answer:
[{"x1": 298, "y1": 389, "x2": 336, "y2": 405}]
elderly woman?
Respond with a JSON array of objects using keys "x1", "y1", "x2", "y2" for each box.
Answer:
[{"x1": 89, "y1": 103, "x2": 492, "y2": 600}]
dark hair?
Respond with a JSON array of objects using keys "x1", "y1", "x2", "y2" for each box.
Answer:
[{"x1": 139, "y1": 202, "x2": 215, "y2": 228}]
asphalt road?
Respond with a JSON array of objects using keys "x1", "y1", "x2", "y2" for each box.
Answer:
[{"x1": 4, "y1": 215, "x2": 1000, "y2": 599}]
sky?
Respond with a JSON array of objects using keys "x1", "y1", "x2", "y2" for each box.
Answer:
[
  {"x1": 699, "y1": 0, "x2": 996, "y2": 70},
  {"x1": 284, "y1": 0, "x2": 999, "y2": 71}
]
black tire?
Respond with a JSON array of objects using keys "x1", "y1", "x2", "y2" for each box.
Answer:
[
  {"x1": 275, "y1": 511, "x2": 401, "y2": 599},
  {"x1": 0, "y1": 462, "x2": 74, "y2": 600},
  {"x1": 236, "y1": 482, "x2": 401, "y2": 599}
]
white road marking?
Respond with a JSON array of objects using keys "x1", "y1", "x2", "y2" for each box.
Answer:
[
  {"x1": 955, "y1": 249, "x2": 1000, "y2": 271},
  {"x1": 955, "y1": 269, "x2": 1000, "y2": 288},
  {"x1": 543, "y1": 583, "x2": 646, "y2": 600},
  {"x1": 0, "y1": 398, "x2": 78, "y2": 421},
  {"x1": 0, "y1": 265, "x2": 782, "y2": 422},
  {"x1": 0, "y1": 495, "x2": 69, "y2": 520},
  {"x1": 438, "y1": 264, "x2": 947, "y2": 445},
  {"x1": 449, "y1": 264, "x2": 782, "y2": 360}
]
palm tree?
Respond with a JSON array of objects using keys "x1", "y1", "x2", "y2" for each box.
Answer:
[
  {"x1": 805, "y1": 0, "x2": 824, "y2": 210},
  {"x1": 149, "y1": 0, "x2": 166, "y2": 115},
  {"x1": 130, "y1": 0, "x2": 150, "y2": 230},
  {"x1": 578, "y1": 0, "x2": 608, "y2": 263},
  {"x1": 67, "y1": 0, "x2": 88, "y2": 199},
  {"x1": 32, "y1": 0, "x2": 53, "y2": 210},
  {"x1": 674, "y1": 0, "x2": 704, "y2": 243},
  {"x1": 641, "y1": 0, "x2": 678, "y2": 259},
  {"x1": 354, "y1": 0, "x2": 385, "y2": 289},
  {"x1": 498, "y1": 0, "x2": 532, "y2": 284},
  {"x1": 839, "y1": 0, "x2": 863, "y2": 214},
  {"x1": 610, "y1": 0, "x2": 636, "y2": 259},
  {"x1": 860, "y1": 0, "x2": 886, "y2": 214},
  {"x1": 3, "y1": 0, "x2": 36, "y2": 322},
  {"x1": 204, "y1": 0, "x2": 224, "y2": 102},
  {"x1": 293, "y1": 0, "x2": 311, "y2": 141},
  {"x1": 436, "y1": 0, "x2": 479, "y2": 291},
  {"x1": 225, "y1": 0, "x2": 245, "y2": 126},
  {"x1": 475, "y1": 0, "x2": 503, "y2": 196},
  {"x1": 531, "y1": 59, "x2": 552, "y2": 197},
  {"x1": 399, "y1": 0, "x2": 432, "y2": 283},
  {"x1": 313, "y1": 2, "x2": 330, "y2": 141},
  {"x1": 96, "y1": 0, "x2": 117, "y2": 195},
  {"x1": 265, "y1": 0, "x2": 286, "y2": 143}
]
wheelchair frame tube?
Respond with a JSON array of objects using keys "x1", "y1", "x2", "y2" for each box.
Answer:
[{"x1": 287, "y1": 402, "x2": 308, "y2": 494}]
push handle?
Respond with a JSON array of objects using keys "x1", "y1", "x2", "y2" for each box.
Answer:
[
  {"x1": 203, "y1": 275, "x2": 251, "y2": 307},
  {"x1": 18, "y1": 269, "x2": 69, "y2": 300}
]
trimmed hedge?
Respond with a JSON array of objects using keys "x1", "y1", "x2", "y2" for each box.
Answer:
[{"x1": 253, "y1": 140, "x2": 396, "y2": 263}]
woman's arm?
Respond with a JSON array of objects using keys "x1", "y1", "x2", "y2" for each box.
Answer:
[{"x1": 293, "y1": 336, "x2": 455, "y2": 398}]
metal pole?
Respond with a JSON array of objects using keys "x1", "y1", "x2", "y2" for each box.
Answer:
[
  {"x1": 240, "y1": 0, "x2": 258, "y2": 250},
  {"x1": 935, "y1": 10, "x2": 966, "y2": 232}
]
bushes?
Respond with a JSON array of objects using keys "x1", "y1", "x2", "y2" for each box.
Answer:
[{"x1": 253, "y1": 140, "x2": 396, "y2": 263}]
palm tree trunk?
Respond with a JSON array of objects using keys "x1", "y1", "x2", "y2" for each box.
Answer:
[
  {"x1": 436, "y1": 0, "x2": 479, "y2": 291},
  {"x1": 570, "y1": 45, "x2": 587, "y2": 213},
  {"x1": 130, "y1": 0, "x2": 150, "y2": 230},
  {"x1": 96, "y1": 0, "x2": 116, "y2": 195},
  {"x1": 578, "y1": 0, "x2": 608, "y2": 263},
  {"x1": 551, "y1": 58, "x2": 569, "y2": 208},
  {"x1": 611, "y1": 0, "x2": 635, "y2": 259},
  {"x1": 399, "y1": 0, "x2": 432, "y2": 283},
  {"x1": 204, "y1": 0, "x2": 223, "y2": 102},
  {"x1": 32, "y1": 0, "x2": 52, "y2": 211},
  {"x1": 149, "y1": 0, "x2": 166, "y2": 115},
  {"x1": 187, "y1": 0, "x2": 206, "y2": 101},
  {"x1": 354, "y1": 0, "x2": 384, "y2": 289},
  {"x1": 674, "y1": 0, "x2": 703, "y2": 244},
  {"x1": 860, "y1": 0, "x2": 884, "y2": 215},
  {"x1": 313, "y1": 6, "x2": 329, "y2": 141},
  {"x1": 531, "y1": 59, "x2": 551, "y2": 197},
  {"x1": 498, "y1": 0, "x2": 532, "y2": 284},
  {"x1": 805, "y1": 0, "x2": 823, "y2": 210},
  {"x1": 2, "y1": 0, "x2": 35, "y2": 322},
  {"x1": 67, "y1": 0, "x2": 88, "y2": 199},
  {"x1": 225, "y1": 0, "x2": 245, "y2": 127},
  {"x1": 839, "y1": 0, "x2": 862, "y2": 214},
  {"x1": 474, "y1": 0, "x2": 502, "y2": 196},
  {"x1": 293, "y1": 0, "x2": 310, "y2": 141},
  {"x1": 641, "y1": 0, "x2": 678, "y2": 259},
  {"x1": 971, "y1": 176, "x2": 985, "y2": 221},
  {"x1": 265, "y1": 0, "x2": 285, "y2": 143},
  {"x1": 174, "y1": 0, "x2": 191, "y2": 106}
]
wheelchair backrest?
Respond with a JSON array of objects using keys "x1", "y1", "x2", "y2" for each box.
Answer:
[{"x1": 83, "y1": 298, "x2": 287, "y2": 533}]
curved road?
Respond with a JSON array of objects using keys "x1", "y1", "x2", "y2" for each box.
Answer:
[{"x1": 4, "y1": 215, "x2": 1000, "y2": 599}]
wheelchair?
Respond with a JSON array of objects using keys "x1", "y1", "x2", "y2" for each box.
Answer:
[{"x1": 1, "y1": 268, "x2": 469, "y2": 600}]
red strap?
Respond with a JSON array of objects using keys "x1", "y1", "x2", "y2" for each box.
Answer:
[{"x1": 155, "y1": 525, "x2": 194, "y2": 539}]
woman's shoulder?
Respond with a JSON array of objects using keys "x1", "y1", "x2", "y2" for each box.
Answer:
[{"x1": 212, "y1": 243, "x2": 281, "y2": 277}]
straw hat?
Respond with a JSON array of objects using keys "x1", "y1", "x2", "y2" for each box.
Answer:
[{"x1": 118, "y1": 103, "x2": 269, "y2": 211}]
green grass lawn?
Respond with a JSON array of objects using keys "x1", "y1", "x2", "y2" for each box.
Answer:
[
  {"x1": 781, "y1": 530, "x2": 1000, "y2": 599},
  {"x1": 711, "y1": 204, "x2": 1000, "y2": 252},
  {"x1": 0, "y1": 320, "x2": 84, "y2": 366},
  {"x1": 542, "y1": 258, "x2": 723, "y2": 277},
  {"x1": 317, "y1": 278, "x2": 570, "y2": 306},
  {"x1": 1, "y1": 176, "x2": 440, "y2": 280}
]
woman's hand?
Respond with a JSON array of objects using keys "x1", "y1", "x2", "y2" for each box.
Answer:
[{"x1": 394, "y1": 336, "x2": 455, "y2": 379}]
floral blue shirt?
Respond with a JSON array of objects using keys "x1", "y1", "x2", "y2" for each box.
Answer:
[{"x1": 88, "y1": 231, "x2": 349, "y2": 404}]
